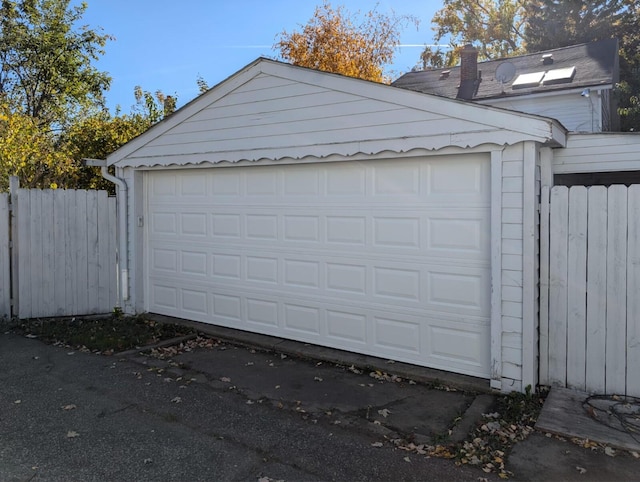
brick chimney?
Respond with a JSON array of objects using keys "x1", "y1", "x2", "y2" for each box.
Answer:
[
  {"x1": 457, "y1": 44, "x2": 480, "y2": 100},
  {"x1": 460, "y1": 44, "x2": 478, "y2": 81}
]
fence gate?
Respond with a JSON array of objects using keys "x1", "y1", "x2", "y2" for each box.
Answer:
[
  {"x1": 0, "y1": 178, "x2": 118, "y2": 319},
  {"x1": 540, "y1": 184, "x2": 640, "y2": 397}
]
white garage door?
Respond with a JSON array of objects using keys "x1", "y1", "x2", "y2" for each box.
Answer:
[{"x1": 145, "y1": 155, "x2": 491, "y2": 377}]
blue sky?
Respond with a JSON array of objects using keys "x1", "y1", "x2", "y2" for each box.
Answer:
[{"x1": 79, "y1": 1, "x2": 444, "y2": 113}]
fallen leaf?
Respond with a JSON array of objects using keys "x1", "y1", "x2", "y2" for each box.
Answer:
[
  {"x1": 66, "y1": 431, "x2": 80, "y2": 438},
  {"x1": 220, "y1": 377, "x2": 232, "y2": 383},
  {"x1": 61, "y1": 404, "x2": 76, "y2": 411},
  {"x1": 14, "y1": 400, "x2": 21, "y2": 404},
  {"x1": 371, "y1": 442, "x2": 383, "y2": 447},
  {"x1": 170, "y1": 396, "x2": 182, "y2": 403},
  {"x1": 576, "y1": 466, "x2": 587, "y2": 474},
  {"x1": 314, "y1": 377, "x2": 323, "y2": 382},
  {"x1": 143, "y1": 458, "x2": 152, "y2": 464},
  {"x1": 404, "y1": 456, "x2": 411, "y2": 463},
  {"x1": 378, "y1": 408, "x2": 391, "y2": 418},
  {"x1": 604, "y1": 446, "x2": 616, "y2": 457}
]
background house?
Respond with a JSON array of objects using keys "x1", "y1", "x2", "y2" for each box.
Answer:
[{"x1": 392, "y1": 39, "x2": 620, "y2": 134}]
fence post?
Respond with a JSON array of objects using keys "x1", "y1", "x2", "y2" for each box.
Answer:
[
  {"x1": 9, "y1": 176, "x2": 19, "y2": 318},
  {"x1": 0, "y1": 192, "x2": 9, "y2": 318}
]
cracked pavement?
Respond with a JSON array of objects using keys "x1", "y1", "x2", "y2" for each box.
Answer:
[{"x1": 1, "y1": 333, "x2": 496, "y2": 481}]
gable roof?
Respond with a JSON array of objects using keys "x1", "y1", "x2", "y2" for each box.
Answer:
[
  {"x1": 392, "y1": 38, "x2": 619, "y2": 101},
  {"x1": 108, "y1": 58, "x2": 566, "y2": 168}
]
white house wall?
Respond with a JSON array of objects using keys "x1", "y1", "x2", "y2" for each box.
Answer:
[
  {"x1": 553, "y1": 133, "x2": 640, "y2": 174},
  {"x1": 496, "y1": 143, "x2": 533, "y2": 393},
  {"x1": 483, "y1": 92, "x2": 601, "y2": 133}
]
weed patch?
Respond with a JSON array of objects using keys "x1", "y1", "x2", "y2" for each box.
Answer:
[{"x1": 13, "y1": 314, "x2": 194, "y2": 354}]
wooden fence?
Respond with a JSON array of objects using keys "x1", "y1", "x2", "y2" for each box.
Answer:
[
  {"x1": 0, "y1": 180, "x2": 117, "y2": 319},
  {"x1": 540, "y1": 184, "x2": 640, "y2": 396}
]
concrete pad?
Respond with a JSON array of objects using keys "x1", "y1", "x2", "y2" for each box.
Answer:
[
  {"x1": 508, "y1": 432, "x2": 640, "y2": 481},
  {"x1": 171, "y1": 343, "x2": 476, "y2": 441},
  {"x1": 147, "y1": 314, "x2": 491, "y2": 394},
  {"x1": 536, "y1": 387, "x2": 640, "y2": 452}
]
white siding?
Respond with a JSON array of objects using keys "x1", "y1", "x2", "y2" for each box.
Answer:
[
  {"x1": 553, "y1": 133, "x2": 640, "y2": 174},
  {"x1": 499, "y1": 144, "x2": 526, "y2": 392},
  {"x1": 484, "y1": 92, "x2": 600, "y2": 133},
  {"x1": 108, "y1": 60, "x2": 564, "y2": 168}
]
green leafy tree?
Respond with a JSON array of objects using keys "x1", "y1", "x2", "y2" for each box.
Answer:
[
  {"x1": 0, "y1": 0, "x2": 112, "y2": 128},
  {"x1": 0, "y1": 100, "x2": 74, "y2": 190},
  {"x1": 59, "y1": 112, "x2": 152, "y2": 191},
  {"x1": 422, "y1": 0, "x2": 526, "y2": 68},
  {"x1": 524, "y1": 0, "x2": 630, "y2": 51},
  {"x1": 275, "y1": 1, "x2": 417, "y2": 83},
  {"x1": 61, "y1": 87, "x2": 178, "y2": 191},
  {"x1": 132, "y1": 86, "x2": 177, "y2": 124}
]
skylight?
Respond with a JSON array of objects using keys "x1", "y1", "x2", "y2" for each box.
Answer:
[
  {"x1": 512, "y1": 71, "x2": 545, "y2": 89},
  {"x1": 542, "y1": 66, "x2": 577, "y2": 85},
  {"x1": 511, "y1": 66, "x2": 577, "y2": 89}
]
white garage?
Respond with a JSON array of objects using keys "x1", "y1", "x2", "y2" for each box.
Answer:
[{"x1": 107, "y1": 58, "x2": 566, "y2": 390}]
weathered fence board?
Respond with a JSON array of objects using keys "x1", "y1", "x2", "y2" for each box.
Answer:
[
  {"x1": 606, "y1": 186, "x2": 627, "y2": 395},
  {"x1": 0, "y1": 193, "x2": 10, "y2": 317},
  {"x1": 11, "y1": 184, "x2": 117, "y2": 319},
  {"x1": 542, "y1": 184, "x2": 640, "y2": 397},
  {"x1": 548, "y1": 186, "x2": 569, "y2": 386},
  {"x1": 566, "y1": 186, "x2": 587, "y2": 391},
  {"x1": 627, "y1": 186, "x2": 640, "y2": 395},
  {"x1": 585, "y1": 186, "x2": 607, "y2": 394}
]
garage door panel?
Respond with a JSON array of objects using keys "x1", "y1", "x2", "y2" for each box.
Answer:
[
  {"x1": 374, "y1": 314, "x2": 421, "y2": 354},
  {"x1": 326, "y1": 309, "x2": 368, "y2": 344},
  {"x1": 283, "y1": 303, "x2": 321, "y2": 335},
  {"x1": 146, "y1": 155, "x2": 491, "y2": 378},
  {"x1": 427, "y1": 322, "x2": 489, "y2": 373},
  {"x1": 149, "y1": 247, "x2": 489, "y2": 316},
  {"x1": 246, "y1": 297, "x2": 279, "y2": 327}
]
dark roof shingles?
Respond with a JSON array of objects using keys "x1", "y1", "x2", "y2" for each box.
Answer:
[{"x1": 391, "y1": 38, "x2": 618, "y2": 100}]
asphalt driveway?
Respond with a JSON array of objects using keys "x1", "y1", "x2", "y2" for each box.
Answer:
[{"x1": 2, "y1": 329, "x2": 639, "y2": 481}]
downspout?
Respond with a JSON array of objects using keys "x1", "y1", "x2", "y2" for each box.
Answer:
[{"x1": 83, "y1": 159, "x2": 129, "y2": 304}]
